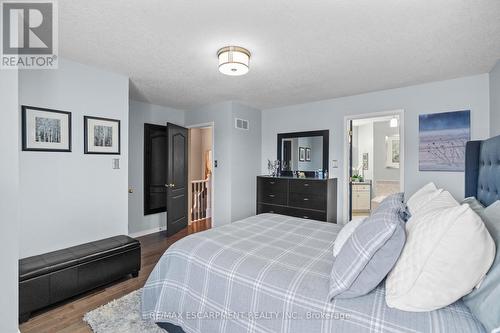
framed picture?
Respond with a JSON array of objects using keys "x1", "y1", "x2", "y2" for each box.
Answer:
[
  {"x1": 305, "y1": 148, "x2": 311, "y2": 161},
  {"x1": 419, "y1": 110, "x2": 470, "y2": 171},
  {"x1": 386, "y1": 135, "x2": 400, "y2": 168},
  {"x1": 84, "y1": 116, "x2": 121, "y2": 154},
  {"x1": 22, "y1": 106, "x2": 72, "y2": 152},
  {"x1": 362, "y1": 152, "x2": 369, "y2": 170},
  {"x1": 299, "y1": 147, "x2": 305, "y2": 161}
]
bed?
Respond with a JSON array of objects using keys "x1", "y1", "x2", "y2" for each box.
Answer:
[{"x1": 141, "y1": 135, "x2": 500, "y2": 333}]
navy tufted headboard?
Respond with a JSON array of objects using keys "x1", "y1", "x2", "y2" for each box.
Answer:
[{"x1": 465, "y1": 135, "x2": 500, "y2": 207}]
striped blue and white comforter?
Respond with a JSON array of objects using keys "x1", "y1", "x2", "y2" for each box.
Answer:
[{"x1": 142, "y1": 213, "x2": 485, "y2": 333}]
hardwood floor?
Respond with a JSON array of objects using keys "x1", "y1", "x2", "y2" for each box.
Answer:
[{"x1": 19, "y1": 219, "x2": 211, "y2": 333}]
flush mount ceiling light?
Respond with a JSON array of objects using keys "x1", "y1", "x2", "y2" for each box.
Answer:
[
  {"x1": 390, "y1": 116, "x2": 398, "y2": 128},
  {"x1": 217, "y1": 46, "x2": 251, "y2": 76}
]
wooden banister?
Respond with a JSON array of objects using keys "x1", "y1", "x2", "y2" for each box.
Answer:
[{"x1": 191, "y1": 176, "x2": 211, "y2": 222}]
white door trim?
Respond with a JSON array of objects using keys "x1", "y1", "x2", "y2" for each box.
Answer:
[
  {"x1": 187, "y1": 122, "x2": 216, "y2": 226},
  {"x1": 342, "y1": 109, "x2": 405, "y2": 224}
]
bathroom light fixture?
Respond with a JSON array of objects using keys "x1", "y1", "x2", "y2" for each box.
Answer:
[
  {"x1": 390, "y1": 116, "x2": 398, "y2": 128},
  {"x1": 217, "y1": 46, "x2": 251, "y2": 76}
]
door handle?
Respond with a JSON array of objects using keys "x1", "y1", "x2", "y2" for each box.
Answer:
[{"x1": 165, "y1": 183, "x2": 175, "y2": 188}]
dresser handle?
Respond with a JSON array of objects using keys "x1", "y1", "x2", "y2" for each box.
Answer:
[
  {"x1": 303, "y1": 198, "x2": 309, "y2": 201},
  {"x1": 268, "y1": 194, "x2": 275, "y2": 198},
  {"x1": 269, "y1": 210, "x2": 274, "y2": 213},
  {"x1": 303, "y1": 216, "x2": 309, "y2": 219},
  {"x1": 304, "y1": 183, "x2": 310, "y2": 187},
  {"x1": 269, "y1": 181, "x2": 275, "y2": 185}
]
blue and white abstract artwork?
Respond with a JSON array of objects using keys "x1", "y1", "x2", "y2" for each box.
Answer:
[{"x1": 419, "y1": 110, "x2": 470, "y2": 172}]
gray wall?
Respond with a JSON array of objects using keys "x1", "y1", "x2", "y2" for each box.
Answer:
[
  {"x1": 128, "y1": 100, "x2": 185, "y2": 236},
  {"x1": 261, "y1": 74, "x2": 490, "y2": 223},
  {"x1": 19, "y1": 59, "x2": 129, "y2": 258},
  {"x1": 491, "y1": 60, "x2": 500, "y2": 137},
  {"x1": 231, "y1": 102, "x2": 262, "y2": 221},
  {"x1": 373, "y1": 121, "x2": 399, "y2": 181},
  {"x1": 0, "y1": 71, "x2": 19, "y2": 333}
]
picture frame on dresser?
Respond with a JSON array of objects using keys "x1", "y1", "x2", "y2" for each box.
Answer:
[
  {"x1": 84, "y1": 116, "x2": 121, "y2": 155},
  {"x1": 21, "y1": 105, "x2": 72, "y2": 152}
]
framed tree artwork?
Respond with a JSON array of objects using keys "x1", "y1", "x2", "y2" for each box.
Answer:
[
  {"x1": 299, "y1": 147, "x2": 305, "y2": 161},
  {"x1": 386, "y1": 135, "x2": 400, "y2": 169},
  {"x1": 22, "y1": 105, "x2": 72, "y2": 152},
  {"x1": 84, "y1": 116, "x2": 121, "y2": 154},
  {"x1": 362, "y1": 152, "x2": 369, "y2": 170},
  {"x1": 305, "y1": 148, "x2": 311, "y2": 161}
]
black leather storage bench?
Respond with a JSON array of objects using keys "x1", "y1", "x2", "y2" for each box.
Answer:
[{"x1": 19, "y1": 235, "x2": 141, "y2": 322}]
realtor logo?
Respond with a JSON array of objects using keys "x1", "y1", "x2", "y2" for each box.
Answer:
[{"x1": 1, "y1": 0, "x2": 58, "y2": 69}]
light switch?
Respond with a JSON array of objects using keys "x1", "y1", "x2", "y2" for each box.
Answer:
[
  {"x1": 332, "y1": 160, "x2": 339, "y2": 168},
  {"x1": 112, "y1": 158, "x2": 120, "y2": 169}
]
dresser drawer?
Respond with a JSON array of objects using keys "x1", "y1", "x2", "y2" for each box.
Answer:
[
  {"x1": 352, "y1": 184, "x2": 370, "y2": 192},
  {"x1": 289, "y1": 179, "x2": 326, "y2": 195},
  {"x1": 288, "y1": 208, "x2": 326, "y2": 221},
  {"x1": 256, "y1": 176, "x2": 337, "y2": 223},
  {"x1": 289, "y1": 192, "x2": 326, "y2": 211},
  {"x1": 257, "y1": 204, "x2": 288, "y2": 215},
  {"x1": 258, "y1": 191, "x2": 287, "y2": 205},
  {"x1": 258, "y1": 177, "x2": 288, "y2": 194}
]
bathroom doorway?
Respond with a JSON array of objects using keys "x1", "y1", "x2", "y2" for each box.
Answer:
[
  {"x1": 187, "y1": 124, "x2": 214, "y2": 228},
  {"x1": 344, "y1": 110, "x2": 405, "y2": 222}
]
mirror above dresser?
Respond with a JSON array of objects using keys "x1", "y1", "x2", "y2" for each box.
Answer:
[{"x1": 277, "y1": 130, "x2": 329, "y2": 178}]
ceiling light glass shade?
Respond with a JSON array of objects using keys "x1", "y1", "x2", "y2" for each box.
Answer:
[
  {"x1": 390, "y1": 117, "x2": 398, "y2": 128},
  {"x1": 217, "y1": 46, "x2": 250, "y2": 76}
]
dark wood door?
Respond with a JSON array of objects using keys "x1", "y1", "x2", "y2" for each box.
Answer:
[
  {"x1": 166, "y1": 123, "x2": 188, "y2": 236},
  {"x1": 283, "y1": 140, "x2": 292, "y2": 171},
  {"x1": 144, "y1": 124, "x2": 167, "y2": 215}
]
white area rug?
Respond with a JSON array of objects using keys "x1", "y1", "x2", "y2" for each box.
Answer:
[{"x1": 83, "y1": 289, "x2": 165, "y2": 333}]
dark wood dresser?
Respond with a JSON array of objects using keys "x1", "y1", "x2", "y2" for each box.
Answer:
[{"x1": 256, "y1": 176, "x2": 337, "y2": 223}]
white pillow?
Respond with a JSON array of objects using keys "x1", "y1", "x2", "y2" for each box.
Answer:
[
  {"x1": 386, "y1": 204, "x2": 496, "y2": 312},
  {"x1": 406, "y1": 182, "x2": 442, "y2": 216},
  {"x1": 406, "y1": 190, "x2": 458, "y2": 230},
  {"x1": 333, "y1": 218, "x2": 364, "y2": 257}
]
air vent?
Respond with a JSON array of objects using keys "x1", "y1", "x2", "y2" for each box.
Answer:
[{"x1": 235, "y1": 118, "x2": 249, "y2": 130}]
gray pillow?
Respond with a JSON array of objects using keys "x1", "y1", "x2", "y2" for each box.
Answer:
[
  {"x1": 462, "y1": 198, "x2": 500, "y2": 333},
  {"x1": 329, "y1": 195, "x2": 406, "y2": 299},
  {"x1": 373, "y1": 192, "x2": 411, "y2": 221}
]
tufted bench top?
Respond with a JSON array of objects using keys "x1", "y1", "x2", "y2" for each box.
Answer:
[{"x1": 19, "y1": 235, "x2": 140, "y2": 282}]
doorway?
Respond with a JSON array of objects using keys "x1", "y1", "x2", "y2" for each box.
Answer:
[
  {"x1": 344, "y1": 110, "x2": 405, "y2": 222},
  {"x1": 188, "y1": 124, "x2": 214, "y2": 228}
]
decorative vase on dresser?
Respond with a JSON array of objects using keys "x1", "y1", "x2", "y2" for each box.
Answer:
[{"x1": 256, "y1": 176, "x2": 338, "y2": 223}]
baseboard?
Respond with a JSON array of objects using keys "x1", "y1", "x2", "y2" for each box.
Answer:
[{"x1": 129, "y1": 226, "x2": 166, "y2": 238}]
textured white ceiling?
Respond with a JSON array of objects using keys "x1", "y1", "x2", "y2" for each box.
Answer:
[{"x1": 59, "y1": 0, "x2": 500, "y2": 110}]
